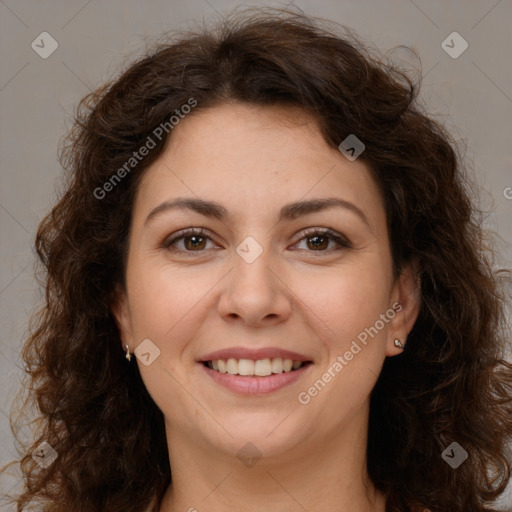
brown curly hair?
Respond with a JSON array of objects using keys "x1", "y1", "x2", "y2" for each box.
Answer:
[{"x1": 4, "y1": 7, "x2": 512, "y2": 512}]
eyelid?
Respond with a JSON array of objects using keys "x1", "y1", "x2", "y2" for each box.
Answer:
[
  {"x1": 162, "y1": 227, "x2": 216, "y2": 249},
  {"x1": 291, "y1": 227, "x2": 352, "y2": 253}
]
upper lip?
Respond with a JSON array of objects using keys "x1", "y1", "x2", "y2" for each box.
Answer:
[{"x1": 197, "y1": 347, "x2": 313, "y2": 362}]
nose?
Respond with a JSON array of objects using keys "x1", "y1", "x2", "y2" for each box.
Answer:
[{"x1": 217, "y1": 246, "x2": 292, "y2": 328}]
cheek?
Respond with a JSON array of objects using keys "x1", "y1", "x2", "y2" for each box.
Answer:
[
  {"x1": 294, "y1": 261, "x2": 393, "y2": 347},
  {"x1": 291, "y1": 265, "x2": 392, "y2": 426},
  {"x1": 125, "y1": 260, "x2": 221, "y2": 346}
]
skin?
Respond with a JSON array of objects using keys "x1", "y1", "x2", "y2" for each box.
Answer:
[{"x1": 112, "y1": 101, "x2": 420, "y2": 512}]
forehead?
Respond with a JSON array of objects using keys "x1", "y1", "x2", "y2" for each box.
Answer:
[
  {"x1": 134, "y1": 102, "x2": 385, "y2": 228},
  {"x1": 152, "y1": 102, "x2": 335, "y2": 173}
]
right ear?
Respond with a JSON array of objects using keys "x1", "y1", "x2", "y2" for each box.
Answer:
[{"x1": 110, "y1": 283, "x2": 134, "y2": 351}]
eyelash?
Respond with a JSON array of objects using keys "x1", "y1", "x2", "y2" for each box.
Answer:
[{"x1": 162, "y1": 227, "x2": 351, "y2": 256}]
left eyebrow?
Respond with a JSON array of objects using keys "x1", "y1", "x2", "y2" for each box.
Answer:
[
  {"x1": 144, "y1": 196, "x2": 372, "y2": 230},
  {"x1": 279, "y1": 197, "x2": 371, "y2": 229}
]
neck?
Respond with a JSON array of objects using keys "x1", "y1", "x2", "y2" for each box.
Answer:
[{"x1": 159, "y1": 404, "x2": 386, "y2": 512}]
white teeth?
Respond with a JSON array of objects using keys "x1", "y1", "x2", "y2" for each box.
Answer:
[
  {"x1": 271, "y1": 357, "x2": 283, "y2": 373},
  {"x1": 206, "y1": 357, "x2": 306, "y2": 376},
  {"x1": 254, "y1": 358, "x2": 272, "y2": 376},
  {"x1": 238, "y1": 359, "x2": 255, "y2": 376},
  {"x1": 226, "y1": 358, "x2": 238, "y2": 375}
]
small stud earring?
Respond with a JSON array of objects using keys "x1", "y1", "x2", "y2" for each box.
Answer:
[
  {"x1": 125, "y1": 344, "x2": 132, "y2": 361},
  {"x1": 394, "y1": 339, "x2": 405, "y2": 350}
]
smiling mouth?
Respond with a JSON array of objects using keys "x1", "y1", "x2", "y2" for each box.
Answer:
[{"x1": 202, "y1": 357, "x2": 312, "y2": 377}]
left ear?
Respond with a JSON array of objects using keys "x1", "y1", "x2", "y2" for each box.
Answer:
[{"x1": 385, "y1": 262, "x2": 421, "y2": 356}]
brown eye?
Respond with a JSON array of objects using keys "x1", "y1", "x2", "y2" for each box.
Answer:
[
  {"x1": 182, "y1": 234, "x2": 207, "y2": 250},
  {"x1": 305, "y1": 234, "x2": 330, "y2": 250},
  {"x1": 163, "y1": 228, "x2": 216, "y2": 253},
  {"x1": 294, "y1": 228, "x2": 351, "y2": 253}
]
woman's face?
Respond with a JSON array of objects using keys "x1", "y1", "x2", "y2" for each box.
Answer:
[{"x1": 113, "y1": 101, "x2": 418, "y2": 461}]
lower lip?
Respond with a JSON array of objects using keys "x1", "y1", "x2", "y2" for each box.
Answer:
[{"x1": 200, "y1": 362, "x2": 312, "y2": 395}]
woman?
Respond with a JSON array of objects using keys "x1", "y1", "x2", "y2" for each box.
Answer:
[{"x1": 5, "y1": 7, "x2": 512, "y2": 512}]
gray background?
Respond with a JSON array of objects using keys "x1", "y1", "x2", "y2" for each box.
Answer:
[{"x1": 1, "y1": 0, "x2": 511, "y2": 509}]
